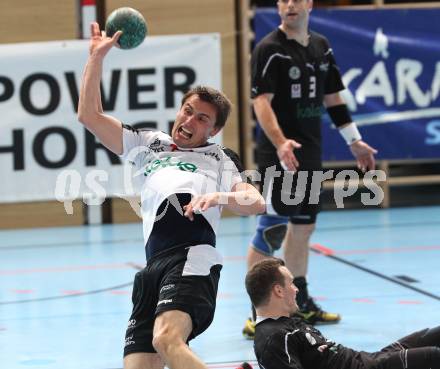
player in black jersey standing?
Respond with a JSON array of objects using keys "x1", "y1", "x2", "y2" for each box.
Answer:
[
  {"x1": 245, "y1": 259, "x2": 440, "y2": 369},
  {"x1": 79, "y1": 23, "x2": 265, "y2": 369},
  {"x1": 243, "y1": 0, "x2": 378, "y2": 338}
]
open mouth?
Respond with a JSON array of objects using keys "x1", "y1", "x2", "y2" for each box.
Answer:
[{"x1": 178, "y1": 126, "x2": 193, "y2": 139}]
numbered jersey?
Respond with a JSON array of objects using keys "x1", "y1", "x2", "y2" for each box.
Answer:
[{"x1": 251, "y1": 29, "x2": 345, "y2": 167}]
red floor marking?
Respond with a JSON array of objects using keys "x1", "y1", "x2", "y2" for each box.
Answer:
[
  {"x1": 353, "y1": 298, "x2": 375, "y2": 303},
  {"x1": 398, "y1": 300, "x2": 423, "y2": 305},
  {"x1": 311, "y1": 244, "x2": 335, "y2": 256},
  {"x1": 0, "y1": 262, "x2": 135, "y2": 275},
  {"x1": 311, "y1": 243, "x2": 440, "y2": 256},
  {"x1": 327, "y1": 245, "x2": 440, "y2": 256},
  {"x1": 10, "y1": 289, "x2": 34, "y2": 294}
]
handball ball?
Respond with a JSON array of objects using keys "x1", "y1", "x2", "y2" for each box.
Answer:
[{"x1": 105, "y1": 7, "x2": 147, "y2": 50}]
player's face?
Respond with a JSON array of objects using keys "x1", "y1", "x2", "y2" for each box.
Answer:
[
  {"x1": 279, "y1": 266, "x2": 299, "y2": 315},
  {"x1": 277, "y1": 0, "x2": 312, "y2": 30},
  {"x1": 172, "y1": 95, "x2": 220, "y2": 148}
]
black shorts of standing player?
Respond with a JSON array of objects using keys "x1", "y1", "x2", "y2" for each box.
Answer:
[
  {"x1": 258, "y1": 163, "x2": 322, "y2": 225},
  {"x1": 123, "y1": 245, "x2": 222, "y2": 355},
  {"x1": 369, "y1": 326, "x2": 440, "y2": 369}
]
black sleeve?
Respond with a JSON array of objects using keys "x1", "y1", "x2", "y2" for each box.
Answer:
[
  {"x1": 251, "y1": 41, "x2": 281, "y2": 98},
  {"x1": 258, "y1": 334, "x2": 305, "y2": 369},
  {"x1": 222, "y1": 147, "x2": 244, "y2": 172},
  {"x1": 322, "y1": 37, "x2": 345, "y2": 95},
  {"x1": 222, "y1": 147, "x2": 255, "y2": 187}
]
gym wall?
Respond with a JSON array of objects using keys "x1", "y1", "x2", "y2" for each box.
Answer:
[
  {"x1": 0, "y1": 0, "x2": 78, "y2": 43},
  {"x1": 0, "y1": 0, "x2": 83, "y2": 228}
]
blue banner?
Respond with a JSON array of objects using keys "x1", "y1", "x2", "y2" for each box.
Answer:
[{"x1": 254, "y1": 8, "x2": 440, "y2": 160}]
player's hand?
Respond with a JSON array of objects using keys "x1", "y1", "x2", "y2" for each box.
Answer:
[
  {"x1": 89, "y1": 22, "x2": 122, "y2": 57},
  {"x1": 277, "y1": 139, "x2": 302, "y2": 172},
  {"x1": 183, "y1": 193, "x2": 223, "y2": 221},
  {"x1": 350, "y1": 140, "x2": 378, "y2": 172}
]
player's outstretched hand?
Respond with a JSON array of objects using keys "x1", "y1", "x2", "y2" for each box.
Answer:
[
  {"x1": 350, "y1": 140, "x2": 378, "y2": 172},
  {"x1": 89, "y1": 22, "x2": 122, "y2": 57},
  {"x1": 183, "y1": 193, "x2": 223, "y2": 221}
]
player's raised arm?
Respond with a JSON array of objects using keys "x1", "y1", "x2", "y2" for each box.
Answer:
[{"x1": 77, "y1": 22, "x2": 124, "y2": 155}]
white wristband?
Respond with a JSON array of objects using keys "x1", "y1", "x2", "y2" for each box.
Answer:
[
  {"x1": 339, "y1": 122, "x2": 362, "y2": 145},
  {"x1": 280, "y1": 160, "x2": 288, "y2": 171}
]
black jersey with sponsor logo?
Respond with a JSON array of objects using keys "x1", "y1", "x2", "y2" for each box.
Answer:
[
  {"x1": 251, "y1": 28, "x2": 345, "y2": 168},
  {"x1": 254, "y1": 316, "x2": 374, "y2": 369}
]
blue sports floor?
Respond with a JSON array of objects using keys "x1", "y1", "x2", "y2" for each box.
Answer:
[{"x1": 1, "y1": 206, "x2": 439, "y2": 369}]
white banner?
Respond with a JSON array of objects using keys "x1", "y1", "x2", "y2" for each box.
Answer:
[{"x1": 0, "y1": 34, "x2": 221, "y2": 203}]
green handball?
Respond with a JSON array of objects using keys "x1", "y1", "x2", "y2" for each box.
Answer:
[{"x1": 105, "y1": 7, "x2": 147, "y2": 50}]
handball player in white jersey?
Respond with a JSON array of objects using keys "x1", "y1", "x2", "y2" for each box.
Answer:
[{"x1": 78, "y1": 22, "x2": 265, "y2": 369}]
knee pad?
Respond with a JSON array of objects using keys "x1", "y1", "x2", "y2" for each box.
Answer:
[{"x1": 251, "y1": 215, "x2": 288, "y2": 256}]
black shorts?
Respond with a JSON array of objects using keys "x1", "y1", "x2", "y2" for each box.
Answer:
[
  {"x1": 123, "y1": 245, "x2": 222, "y2": 355},
  {"x1": 258, "y1": 163, "x2": 322, "y2": 224}
]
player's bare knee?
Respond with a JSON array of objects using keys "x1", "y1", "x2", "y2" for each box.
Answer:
[
  {"x1": 152, "y1": 319, "x2": 186, "y2": 356},
  {"x1": 152, "y1": 329, "x2": 179, "y2": 355},
  {"x1": 151, "y1": 334, "x2": 165, "y2": 355}
]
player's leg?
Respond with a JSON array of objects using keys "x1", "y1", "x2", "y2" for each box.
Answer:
[
  {"x1": 123, "y1": 266, "x2": 165, "y2": 369},
  {"x1": 248, "y1": 163, "x2": 289, "y2": 271},
  {"x1": 247, "y1": 246, "x2": 271, "y2": 269},
  {"x1": 152, "y1": 245, "x2": 221, "y2": 368},
  {"x1": 268, "y1": 168, "x2": 315, "y2": 286},
  {"x1": 153, "y1": 310, "x2": 207, "y2": 369},
  {"x1": 284, "y1": 223, "x2": 338, "y2": 326},
  {"x1": 403, "y1": 326, "x2": 440, "y2": 348},
  {"x1": 381, "y1": 326, "x2": 440, "y2": 352},
  {"x1": 375, "y1": 326, "x2": 440, "y2": 369},
  {"x1": 283, "y1": 222, "x2": 313, "y2": 279},
  {"x1": 124, "y1": 353, "x2": 164, "y2": 369},
  {"x1": 379, "y1": 347, "x2": 440, "y2": 369},
  {"x1": 285, "y1": 219, "x2": 339, "y2": 325},
  {"x1": 283, "y1": 170, "x2": 340, "y2": 325}
]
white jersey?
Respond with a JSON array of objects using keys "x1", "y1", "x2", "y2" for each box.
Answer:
[{"x1": 120, "y1": 126, "x2": 244, "y2": 253}]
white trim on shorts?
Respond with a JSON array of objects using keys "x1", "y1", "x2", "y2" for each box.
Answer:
[{"x1": 182, "y1": 244, "x2": 223, "y2": 276}]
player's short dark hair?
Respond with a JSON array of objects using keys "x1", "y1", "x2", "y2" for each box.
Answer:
[
  {"x1": 245, "y1": 258, "x2": 285, "y2": 308},
  {"x1": 181, "y1": 86, "x2": 232, "y2": 129}
]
